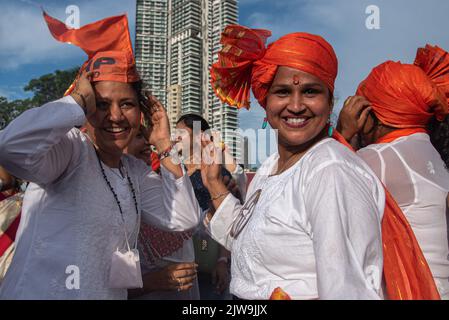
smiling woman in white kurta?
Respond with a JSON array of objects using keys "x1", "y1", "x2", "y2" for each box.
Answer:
[
  {"x1": 208, "y1": 138, "x2": 385, "y2": 299},
  {"x1": 199, "y1": 25, "x2": 387, "y2": 300},
  {"x1": 0, "y1": 95, "x2": 200, "y2": 299},
  {"x1": 0, "y1": 12, "x2": 201, "y2": 299}
]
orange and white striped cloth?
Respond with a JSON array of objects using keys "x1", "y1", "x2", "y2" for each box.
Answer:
[{"x1": 0, "y1": 193, "x2": 22, "y2": 283}]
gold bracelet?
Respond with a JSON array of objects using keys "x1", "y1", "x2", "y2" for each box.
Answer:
[{"x1": 211, "y1": 191, "x2": 230, "y2": 201}]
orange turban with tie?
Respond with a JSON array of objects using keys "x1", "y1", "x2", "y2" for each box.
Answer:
[
  {"x1": 43, "y1": 11, "x2": 140, "y2": 95},
  {"x1": 356, "y1": 45, "x2": 449, "y2": 128},
  {"x1": 210, "y1": 25, "x2": 338, "y2": 109}
]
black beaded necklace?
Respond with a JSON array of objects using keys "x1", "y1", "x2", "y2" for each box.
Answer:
[{"x1": 94, "y1": 149, "x2": 139, "y2": 221}]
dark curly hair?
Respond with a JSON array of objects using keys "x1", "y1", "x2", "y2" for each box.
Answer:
[{"x1": 428, "y1": 115, "x2": 449, "y2": 170}]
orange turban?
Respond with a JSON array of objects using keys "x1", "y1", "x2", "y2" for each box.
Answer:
[
  {"x1": 210, "y1": 25, "x2": 338, "y2": 109},
  {"x1": 43, "y1": 11, "x2": 140, "y2": 95},
  {"x1": 356, "y1": 45, "x2": 449, "y2": 128}
]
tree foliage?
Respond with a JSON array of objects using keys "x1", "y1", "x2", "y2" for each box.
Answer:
[{"x1": 0, "y1": 67, "x2": 78, "y2": 129}]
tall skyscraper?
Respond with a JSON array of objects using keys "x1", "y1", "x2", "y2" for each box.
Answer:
[{"x1": 135, "y1": 0, "x2": 241, "y2": 159}]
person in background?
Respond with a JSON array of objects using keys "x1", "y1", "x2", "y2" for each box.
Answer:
[
  {"x1": 174, "y1": 113, "x2": 245, "y2": 300},
  {"x1": 125, "y1": 126, "x2": 199, "y2": 300},
  {"x1": 337, "y1": 44, "x2": 449, "y2": 299},
  {"x1": 0, "y1": 166, "x2": 23, "y2": 284}
]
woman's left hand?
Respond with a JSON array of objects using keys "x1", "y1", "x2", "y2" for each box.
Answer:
[{"x1": 145, "y1": 93, "x2": 172, "y2": 152}]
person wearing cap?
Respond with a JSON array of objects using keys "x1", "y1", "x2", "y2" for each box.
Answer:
[
  {"x1": 337, "y1": 45, "x2": 449, "y2": 299},
  {"x1": 0, "y1": 13, "x2": 200, "y2": 299},
  {"x1": 199, "y1": 25, "x2": 439, "y2": 300}
]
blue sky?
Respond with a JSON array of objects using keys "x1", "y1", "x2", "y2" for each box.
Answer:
[{"x1": 1, "y1": 0, "x2": 449, "y2": 132}]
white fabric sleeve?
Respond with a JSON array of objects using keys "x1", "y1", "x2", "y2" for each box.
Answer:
[
  {"x1": 231, "y1": 166, "x2": 248, "y2": 202},
  {"x1": 357, "y1": 147, "x2": 384, "y2": 183},
  {"x1": 139, "y1": 164, "x2": 202, "y2": 232},
  {"x1": 205, "y1": 193, "x2": 242, "y2": 251},
  {"x1": 0, "y1": 96, "x2": 86, "y2": 185},
  {"x1": 304, "y1": 162, "x2": 384, "y2": 300}
]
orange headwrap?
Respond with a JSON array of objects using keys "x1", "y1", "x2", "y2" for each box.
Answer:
[
  {"x1": 356, "y1": 45, "x2": 449, "y2": 128},
  {"x1": 210, "y1": 25, "x2": 338, "y2": 109},
  {"x1": 43, "y1": 11, "x2": 140, "y2": 95}
]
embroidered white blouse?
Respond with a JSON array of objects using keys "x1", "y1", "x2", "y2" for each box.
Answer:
[
  {"x1": 358, "y1": 133, "x2": 449, "y2": 297},
  {"x1": 0, "y1": 96, "x2": 201, "y2": 299},
  {"x1": 208, "y1": 138, "x2": 385, "y2": 300}
]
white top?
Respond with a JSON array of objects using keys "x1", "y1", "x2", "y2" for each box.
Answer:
[
  {"x1": 208, "y1": 138, "x2": 386, "y2": 300},
  {"x1": 0, "y1": 96, "x2": 201, "y2": 299},
  {"x1": 358, "y1": 133, "x2": 449, "y2": 284}
]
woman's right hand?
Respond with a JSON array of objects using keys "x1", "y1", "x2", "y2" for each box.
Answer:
[
  {"x1": 142, "y1": 262, "x2": 198, "y2": 292},
  {"x1": 70, "y1": 71, "x2": 96, "y2": 117}
]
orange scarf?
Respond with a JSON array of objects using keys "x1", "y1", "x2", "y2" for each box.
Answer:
[
  {"x1": 43, "y1": 11, "x2": 140, "y2": 95},
  {"x1": 210, "y1": 25, "x2": 337, "y2": 109},
  {"x1": 332, "y1": 129, "x2": 440, "y2": 300},
  {"x1": 376, "y1": 128, "x2": 428, "y2": 144},
  {"x1": 357, "y1": 45, "x2": 449, "y2": 128}
]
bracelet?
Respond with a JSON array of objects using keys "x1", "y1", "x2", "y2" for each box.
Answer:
[
  {"x1": 211, "y1": 191, "x2": 230, "y2": 201},
  {"x1": 158, "y1": 144, "x2": 173, "y2": 161},
  {"x1": 71, "y1": 90, "x2": 87, "y2": 115}
]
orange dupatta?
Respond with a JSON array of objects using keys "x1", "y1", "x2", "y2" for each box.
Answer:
[{"x1": 333, "y1": 129, "x2": 440, "y2": 300}]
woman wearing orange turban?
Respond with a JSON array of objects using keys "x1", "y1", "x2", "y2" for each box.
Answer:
[
  {"x1": 0, "y1": 12, "x2": 201, "y2": 299},
  {"x1": 200, "y1": 25, "x2": 440, "y2": 300},
  {"x1": 338, "y1": 45, "x2": 449, "y2": 299}
]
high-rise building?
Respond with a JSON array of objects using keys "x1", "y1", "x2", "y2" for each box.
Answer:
[{"x1": 135, "y1": 0, "x2": 240, "y2": 159}]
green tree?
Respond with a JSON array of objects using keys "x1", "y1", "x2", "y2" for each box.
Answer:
[
  {"x1": 0, "y1": 97, "x2": 33, "y2": 130},
  {"x1": 24, "y1": 67, "x2": 79, "y2": 106},
  {"x1": 1, "y1": 67, "x2": 78, "y2": 129}
]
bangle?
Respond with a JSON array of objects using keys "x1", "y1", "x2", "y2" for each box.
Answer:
[
  {"x1": 211, "y1": 191, "x2": 230, "y2": 201},
  {"x1": 158, "y1": 144, "x2": 173, "y2": 161},
  {"x1": 71, "y1": 91, "x2": 87, "y2": 115}
]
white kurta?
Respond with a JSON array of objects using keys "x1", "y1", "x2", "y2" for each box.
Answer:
[
  {"x1": 0, "y1": 96, "x2": 201, "y2": 299},
  {"x1": 358, "y1": 133, "x2": 449, "y2": 298},
  {"x1": 208, "y1": 138, "x2": 385, "y2": 300}
]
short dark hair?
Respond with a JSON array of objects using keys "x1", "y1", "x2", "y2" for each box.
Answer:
[{"x1": 176, "y1": 113, "x2": 210, "y2": 132}]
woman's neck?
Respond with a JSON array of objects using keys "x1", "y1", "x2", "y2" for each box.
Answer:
[
  {"x1": 96, "y1": 147, "x2": 122, "y2": 168},
  {"x1": 276, "y1": 129, "x2": 328, "y2": 174}
]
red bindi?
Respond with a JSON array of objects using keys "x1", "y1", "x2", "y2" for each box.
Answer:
[{"x1": 293, "y1": 75, "x2": 300, "y2": 85}]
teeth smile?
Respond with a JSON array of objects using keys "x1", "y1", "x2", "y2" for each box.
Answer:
[
  {"x1": 105, "y1": 128, "x2": 127, "y2": 133},
  {"x1": 285, "y1": 118, "x2": 306, "y2": 124}
]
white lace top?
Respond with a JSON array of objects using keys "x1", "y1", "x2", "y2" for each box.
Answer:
[
  {"x1": 0, "y1": 96, "x2": 201, "y2": 299},
  {"x1": 208, "y1": 138, "x2": 386, "y2": 300},
  {"x1": 358, "y1": 133, "x2": 449, "y2": 296}
]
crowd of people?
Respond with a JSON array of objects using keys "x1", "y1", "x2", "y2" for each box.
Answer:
[{"x1": 0, "y1": 11, "x2": 448, "y2": 300}]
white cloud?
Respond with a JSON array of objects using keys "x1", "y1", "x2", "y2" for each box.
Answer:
[{"x1": 238, "y1": 0, "x2": 449, "y2": 117}]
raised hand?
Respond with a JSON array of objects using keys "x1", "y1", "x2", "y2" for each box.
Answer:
[
  {"x1": 144, "y1": 93, "x2": 171, "y2": 153},
  {"x1": 337, "y1": 95, "x2": 372, "y2": 142},
  {"x1": 70, "y1": 71, "x2": 96, "y2": 117}
]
